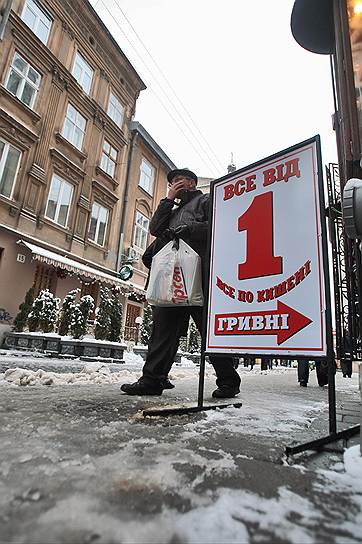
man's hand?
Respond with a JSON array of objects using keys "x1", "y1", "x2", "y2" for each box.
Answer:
[
  {"x1": 172, "y1": 224, "x2": 190, "y2": 239},
  {"x1": 167, "y1": 179, "x2": 187, "y2": 200}
]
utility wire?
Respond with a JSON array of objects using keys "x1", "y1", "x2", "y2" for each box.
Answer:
[
  {"x1": 103, "y1": 0, "x2": 222, "y2": 175},
  {"x1": 97, "y1": 0, "x2": 223, "y2": 175},
  {"x1": 112, "y1": 0, "x2": 225, "y2": 172}
]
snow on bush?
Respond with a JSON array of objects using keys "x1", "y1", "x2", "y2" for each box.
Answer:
[
  {"x1": 58, "y1": 289, "x2": 79, "y2": 336},
  {"x1": 94, "y1": 287, "x2": 123, "y2": 342},
  {"x1": 28, "y1": 289, "x2": 60, "y2": 333},
  {"x1": 69, "y1": 295, "x2": 94, "y2": 339}
]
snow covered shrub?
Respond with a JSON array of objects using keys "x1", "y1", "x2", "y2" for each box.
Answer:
[
  {"x1": 139, "y1": 304, "x2": 152, "y2": 345},
  {"x1": 94, "y1": 287, "x2": 123, "y2": 342},
  {"x1": 69, "y1": 295, "x2": 94, "y2": 339},
  {"x1": 27, "y1": 296, "x2": 42, "y2": 332},
  {"x1": 13, "y1": 287, "x2": 34, "y2": 332},
  {"x1": 94, "y1": 287, "x2": 111, "y2": 340},
  {"x1": 39, "y1": 290, "x2": 60, "y2": 333},
  {"x1": 58, "y1": 289, "x2": 79, "y2": 336},
  {"x1": 108, "y1": 287, "x2": 123, "y2": 342},
  {"x1": 28, "y1": 289, "x2": 60, "y2": 333},
  {"x1": 188, "y1": 318, "x2": 200, "y2": 353},
  {"x1": 178, "y1": 336, "x2": 188, "y2": 352}
]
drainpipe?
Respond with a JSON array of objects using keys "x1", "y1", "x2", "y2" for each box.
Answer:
[{"x1": 116, "y1": 130, "x2": 138, "y2": 272}]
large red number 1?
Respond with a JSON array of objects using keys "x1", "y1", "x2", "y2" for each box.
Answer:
[{"x1": 237, "y1": 192, "x2": 283, "y2": 280}]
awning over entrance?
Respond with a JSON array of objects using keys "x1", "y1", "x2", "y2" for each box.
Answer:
[{"x1": 17, "y1": 240, "x2": 145, "y2": 295}]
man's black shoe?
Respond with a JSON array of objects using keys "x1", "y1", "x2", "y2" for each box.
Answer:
[
  {"x1": 121, "y1": 381, "x2": 162, "y2": 396},
  {"x1": 161, "y1": 378, "x2": 175, "y2": 389},
  {"x1": 212, "y1": 385, "x2": 240, "y2": 399},
  {"x1": 299, "y1": 381, "x2": 308, "y2": 387}
]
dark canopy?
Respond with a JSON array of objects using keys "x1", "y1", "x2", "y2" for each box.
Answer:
[{"x1": 291, "y1": 0, "x2": 335, "y2": 54}]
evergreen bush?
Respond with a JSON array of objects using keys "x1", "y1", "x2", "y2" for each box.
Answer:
[
  {"x1": 38, "y1": 290, "x2": 60, "y2": 333},
  {"x1": 13, "y1": 287, "x2": 34, "y2": 332},
  {"x1": 58, "y1": 289, "x2": 79, "y2": 336},
  {"x1": 69, "y1": 295, "x2": 94, "y2": 339},
  {"x1": 108, "y1": 287, "x2": 123, "y2": 342},
  {"x1": 188, "y1": 318, "x2": 201, "y2": 353},
  {"x1": 94, "y1": 287, "x2": 112, "y2": 340},
  {"x1": 28, "y1": 289, "x2": 59, "y2": 333},
  {"x1": 139, "y1": 304, "x2": 153, "y2": 345}
]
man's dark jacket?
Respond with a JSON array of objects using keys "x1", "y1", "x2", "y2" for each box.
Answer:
[{"x1": 142, "y1": 190, "x2": 210, "y2": 273}]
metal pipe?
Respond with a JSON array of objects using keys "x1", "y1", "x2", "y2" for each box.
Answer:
[{"x1": 116, "y1": 130, "x2": 138, "y2": 272}]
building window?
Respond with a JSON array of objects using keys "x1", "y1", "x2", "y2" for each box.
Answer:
[
  {"x1": 45, "y1": 174, "x2": 73, "y2": 227},
  {"x1": 21, "y1": 0, "x2": 52, "y2": 45},
  {"x1": 100, "y1": 140, "x2": 117, "y2": 178},
  {"x1": 88, "y1": 202, "x2": 109, "y2": 246},
  {"x1": 72, "y1": 52, "x2": 93, "y2": 95},
  {"x1": 5, "y1": 53, "x2": 41, "y2": 109},
  {"x1": 133, "y1": 210, "x2": 149, "y2": 251},
  {"x1": 0, "y1": 139, "x2": 21, "y2": 199},
  {"x1": 62, "y1": 104, "x2": 86, "y2": 150},
  {"x1": 139, "y1": 157, "x2": 155, "y2": 195},
  {"x1": 107, "y1": 92, "x2": 124, "y2": 127}
]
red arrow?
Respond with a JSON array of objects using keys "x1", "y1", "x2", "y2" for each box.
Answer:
[{"x1": 214, "y1": 300, "x2": 312, "y2": 345}]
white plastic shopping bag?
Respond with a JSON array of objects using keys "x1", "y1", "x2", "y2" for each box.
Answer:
[{"x1": 146, "y1": 239, "x2": 204, "y2": 306}]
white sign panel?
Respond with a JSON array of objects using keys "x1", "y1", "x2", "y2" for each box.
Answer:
[{"x1": 206, "y1": 138, "x2": 329, "y2": 357}]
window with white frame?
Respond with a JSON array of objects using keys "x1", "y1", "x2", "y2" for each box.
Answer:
[
  {"x1": 21, "y1": 0, "x2": 52, "y2": 45},
  {"x1": 139, "y1": 157, "x2": 155, "y2": 195},
  {"x1": 62, "y1": 104, "x2": 86, "y2": 150},
  {"x1": 72, "y1": 52, "x2": 93, "y2": 95},
  {"x1": 107, "y1": 92, "x2": 124, "y2": 127},
  {"x1": 45, "y1": 174, "x2": 73, "y2": 227},
  {"x1": 100, "y1": 140, "x2": 117, "y2": 178},
  {"x1": 88, "y1": 202, "x2": 109, "y2": 246},
  {"x1": 6, "y1": 53, "x2": 41, "y2": 109},
  {"x1": 133, "y1": 210, "x2": 149, "y2": 251},
  {"x1": 0, "y1": 139, "x2": 22, "y2": 199}
]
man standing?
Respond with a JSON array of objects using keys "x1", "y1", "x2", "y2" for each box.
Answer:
[{"x1": 121, "y1": 168, "x2": 241, "y2": 398}]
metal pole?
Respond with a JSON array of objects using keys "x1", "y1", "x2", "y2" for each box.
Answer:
[
  {"x1": 328, "y1": 356, "x2": 337, "y2": 435},
  {"x1": 197, "y1": 351, "x2": 206, "y2": 408}
]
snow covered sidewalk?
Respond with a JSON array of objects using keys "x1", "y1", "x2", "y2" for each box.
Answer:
[{"x1": 0, "y1": 360, "x2": 361, "y2": 543}]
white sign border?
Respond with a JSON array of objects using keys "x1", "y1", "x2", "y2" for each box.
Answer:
[{"x1": 204, "y1": 136, "x2": 333, "y2": 359}]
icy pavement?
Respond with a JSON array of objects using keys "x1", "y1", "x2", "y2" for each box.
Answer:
[{"x1": 0, "y1": 353, "x2": 361, "y2": 544}]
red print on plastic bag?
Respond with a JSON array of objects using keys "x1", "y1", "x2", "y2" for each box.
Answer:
[{"x1": 172, "y1": 265, "x2": 188, "y2": 304}]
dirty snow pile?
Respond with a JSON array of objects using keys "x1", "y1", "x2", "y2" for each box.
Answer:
[
  {"x1": 0, "y1": 360, "x2": 206, "y2": 387},
  {"x1": 1, "y1": 364, "x2": 137, "y2": 386}
]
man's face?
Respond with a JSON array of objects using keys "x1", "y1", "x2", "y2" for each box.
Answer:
[{"x1": 169, "y1": 175, "x2": 197, "y2": 194}]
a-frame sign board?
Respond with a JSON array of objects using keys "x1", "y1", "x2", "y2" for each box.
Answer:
[{"x1": 145, "y1": 137, "x2": 359, "y2": 452}]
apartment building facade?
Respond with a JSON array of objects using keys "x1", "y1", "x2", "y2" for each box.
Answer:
[
  {"x1": 0, "y1": 0, "x2": 174, "y2": 340},
  {"x1": 119, "y1": 121, "x2": 176, "y2": 338}
]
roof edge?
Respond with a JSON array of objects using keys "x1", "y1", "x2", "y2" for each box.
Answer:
[{"x1": 129, "y1": 121, "x2": 177, "y2": 171}]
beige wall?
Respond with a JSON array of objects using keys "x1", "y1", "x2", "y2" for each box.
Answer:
[
  {"x1": 0, "y1": 0, "x2": 145, "y2": 279},
  {"x1": 0, "y1": 230, "x2": 37, "y2": 319},
  {"x1": 122, "y1": 135, "x2": 169, "y2": 288},
  {"x1": 0, "y1": 229, "x2": 84, "y2": 318},
  {"x1": 0, "y1": 0, "x2": 179, "y2": 332}
]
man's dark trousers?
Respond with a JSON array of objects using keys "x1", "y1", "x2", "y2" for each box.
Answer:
[{"x1": 141, "y1": 305, "x2": 241, "y2": 389}]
